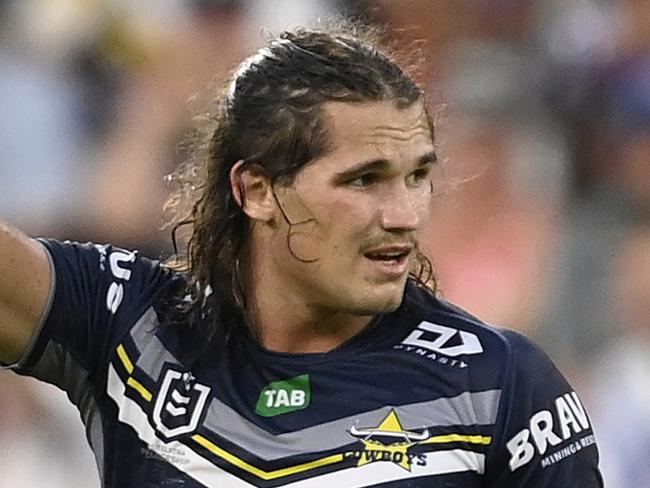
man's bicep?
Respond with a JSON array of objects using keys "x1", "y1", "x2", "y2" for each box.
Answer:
[{"x1": 0, "y1": 221, "x2": 52, "y2": 364}]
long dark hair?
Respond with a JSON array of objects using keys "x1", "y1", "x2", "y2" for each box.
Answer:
[{"x1": 165, "y1": 25, "x2": 436, "y2": 347}]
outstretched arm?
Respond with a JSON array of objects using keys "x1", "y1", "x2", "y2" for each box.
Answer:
[{"x1": 0, "y1": 220, "x2": 51, "y2": 364}]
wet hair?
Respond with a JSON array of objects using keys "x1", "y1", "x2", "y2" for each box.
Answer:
[{"x1": 165, "y1": 25, "x2": 436, "y2": 346}]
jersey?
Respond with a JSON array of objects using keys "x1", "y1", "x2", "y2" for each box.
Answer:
[{"x1": 5, "y1": 239, "x2": 603, "y2": 487}]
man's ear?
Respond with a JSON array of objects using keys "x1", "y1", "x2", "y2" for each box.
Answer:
[{"x1": 229, "y1": 160, "x2": 276, "y2": 222}]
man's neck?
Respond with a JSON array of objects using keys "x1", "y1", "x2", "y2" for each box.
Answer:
[
  {"x1": 244, "y1": 253, "x2": 374, "y2": 353},
  {"x1": 247, "y1": 288, "x2": 374, "y2": 354}
]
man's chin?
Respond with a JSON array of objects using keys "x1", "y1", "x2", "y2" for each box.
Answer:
[{"x1": 354, "y1": 289, "x2": 406, "y2": 316}]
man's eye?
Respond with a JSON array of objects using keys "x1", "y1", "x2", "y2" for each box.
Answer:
[
  {"x1": 349, "y1": 173, "x2": 378, "y2": 187},
  {"x1": 407, "y1": 168, "x2": 431, "y2": 186}
]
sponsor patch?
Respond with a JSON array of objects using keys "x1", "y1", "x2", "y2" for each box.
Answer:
[
  {"x1": 507, "y1": 391, "x2": 592, "y2": 471},
  {"x1": 255, "y1": 374, "x2": 311, "y2": 417},
  {"x1": 393, "y1": 321, "x2": 484, "y2": 368}
]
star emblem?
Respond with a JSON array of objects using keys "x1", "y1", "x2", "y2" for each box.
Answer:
[{"x1": 349, "y1": 409, "x2": 430, "y2": 471}]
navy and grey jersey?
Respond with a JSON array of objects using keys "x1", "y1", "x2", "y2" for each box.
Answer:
[{"x1": 5, "y1": 240, "x2": 603, "y2": 487}]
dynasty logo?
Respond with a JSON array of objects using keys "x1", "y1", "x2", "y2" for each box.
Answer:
[{"x1": 345, "y1": 409, "x2": 429, "y2": 471}]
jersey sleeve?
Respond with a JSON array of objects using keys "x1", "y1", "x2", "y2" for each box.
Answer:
[
  {"x1": 4, "y1": 239, "x2": 181, "y2": 394},
  {"x1": 484, "y1": 330, "x2": 604, "y2": 487}
]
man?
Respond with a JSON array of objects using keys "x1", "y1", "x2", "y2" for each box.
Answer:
[{"x1": 0, "y1": 28, "x2": 602, "y2": 487}]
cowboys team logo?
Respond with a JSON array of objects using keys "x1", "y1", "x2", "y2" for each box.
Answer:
[
  {"x1": 345, "y1": 409, "x2": 430, "y2": 471},
  {"x1": 153, "y1": 368, "x2": 211, "y2": 440}
]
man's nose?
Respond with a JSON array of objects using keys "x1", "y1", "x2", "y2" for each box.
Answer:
[{"x1": 380, "y1": 186, "x2": 422, "y2": 232}]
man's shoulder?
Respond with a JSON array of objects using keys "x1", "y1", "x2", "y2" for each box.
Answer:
[
  {"x1": 39, "y1": 237, "x2": 186, "y2": 289},
  {"x1": 396, "y1": 282, "x2": 551, "y2": 381},
  {"x1": 401, "y1": 283, "x2": 518, "y2": 354},
  {"x1": 38, "y1": 237, "x2": 188, "y2": 337}
]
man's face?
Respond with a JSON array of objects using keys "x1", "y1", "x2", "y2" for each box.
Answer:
[{"x1": 268, "y1": 100, "x2": 436, "y2": 317}]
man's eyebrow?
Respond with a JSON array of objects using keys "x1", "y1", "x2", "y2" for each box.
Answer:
[
  {"x1": 418, "y1": 151, "x2": 438, "y2": 166},
  {"x1": 333, "y1": 150, "x2": 438, "y2": 181},
  {"x1": 333, "y1": 159, "x2": 390, "y2": 180}
]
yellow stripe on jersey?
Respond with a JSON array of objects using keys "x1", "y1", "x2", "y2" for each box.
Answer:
[
  {"x1": 117, "y1": 344, "x2": 134, "y2": 374},
  {"x1": 423, "y1": 434, "x2": 492, "y2": 445},
  {"x1": 116, "y1": 344, "x2": 152, "y2": 402},
  {"x1": 192, "y1": 434, "x2": 345, "y2": 480},
  {"x1": 127, "y1": 377, "x2": 153, "y2": 402}
]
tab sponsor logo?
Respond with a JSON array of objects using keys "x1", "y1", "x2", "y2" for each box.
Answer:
[
  {"x1": 507, "y1": 391, "x2": 593, "y2": 471},
  {"x1": 255, "y1": 374, "x2": 311, "y2": 417}
]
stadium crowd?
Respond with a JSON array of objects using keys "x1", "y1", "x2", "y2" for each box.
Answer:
[{"x1": 0, "y1": 0, "x2": 648, "y2": 486}]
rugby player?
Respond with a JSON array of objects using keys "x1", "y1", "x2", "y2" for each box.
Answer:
[{"x1": 0, "y1": 27, "x2": 603, "y2": 487}]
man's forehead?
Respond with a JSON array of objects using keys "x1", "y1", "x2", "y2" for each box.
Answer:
[{"x1": 321, "y1": 100, "x2": 433, "y2": 148}]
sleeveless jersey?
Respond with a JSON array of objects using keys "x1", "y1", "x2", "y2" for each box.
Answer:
[{"x1": 5, "y1": 240, "x2": 603, "y2": 487}]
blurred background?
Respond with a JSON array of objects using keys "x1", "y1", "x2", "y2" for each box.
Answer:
[{"x1": 0, "y1": 0, "x2": 648, "y2": 486}]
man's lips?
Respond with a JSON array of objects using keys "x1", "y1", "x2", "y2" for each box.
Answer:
[
  {"x1": 363, "y1": 245, "x2": 413, "y2": 278},
  {"x1": 363, "y1": 245, "x2": 413, "y2": 261}
]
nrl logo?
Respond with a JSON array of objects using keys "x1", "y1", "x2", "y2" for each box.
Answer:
[
  {"x1": 153, "y1": 368, "x2": 211, "y2": 440},
  {"x1": 345, "y1": 409, "x2": 430, "y2": 471}
]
